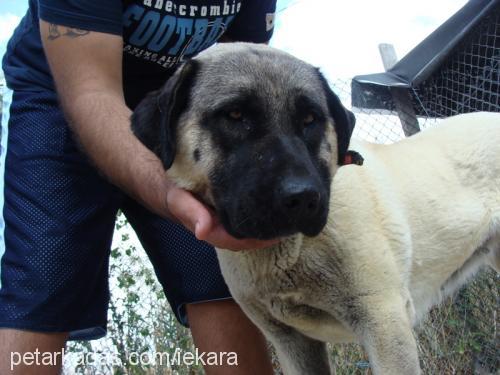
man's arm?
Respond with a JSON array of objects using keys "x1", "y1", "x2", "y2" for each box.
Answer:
[
  {"x1": 41, "y1": 22, "x2": 166, "y2": 213},
  {"x1": 39, "y1": 21, "x2": 277, "y2": 250}
]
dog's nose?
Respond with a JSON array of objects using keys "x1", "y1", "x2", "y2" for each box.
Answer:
[{"x1": 279, "y1": 179, "x2": 321, "y2": 217}]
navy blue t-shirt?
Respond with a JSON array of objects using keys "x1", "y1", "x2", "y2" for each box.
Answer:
[{"x1": 2, "y1": 0, "x2": 276, "y2": 107}]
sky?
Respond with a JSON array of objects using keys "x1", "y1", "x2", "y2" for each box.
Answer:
[
  {"x1": 0, "y1": 0, "x2": 27, "y2": 48},
  {"x1": 0, "y1": 0, "x2": 468, "y2": 82},
  {"x1": 271, "y1": 0, "x2": 467, "y2": 79}
]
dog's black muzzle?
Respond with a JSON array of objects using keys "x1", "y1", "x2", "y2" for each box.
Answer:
[{"x1": 213, "y1": 137, "x2": 330, "y2": 240}]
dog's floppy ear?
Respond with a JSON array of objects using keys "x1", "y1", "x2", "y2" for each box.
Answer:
[
  {"x1": 131, "y1": 60, "x2": 198, "y2": 169},
  {"x1": 315, "y1": 69, "x2": 356, "y2": 165}
]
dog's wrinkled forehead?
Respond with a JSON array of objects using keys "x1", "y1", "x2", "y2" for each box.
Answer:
[{"x1": 189, "y1": 43, "x2": 326, "y2": 112}]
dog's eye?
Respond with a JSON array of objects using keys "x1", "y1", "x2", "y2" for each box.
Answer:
[
  {"x1": 228, "y1": 110, "x2": 243, "y2": 120},
  {"x1": 303, "y1": 113, "x2": 315, "y2": 125}
]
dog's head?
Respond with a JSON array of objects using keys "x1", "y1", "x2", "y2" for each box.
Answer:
[{"x1": 132, "y1": 43, "x2": 355, "y2": 240}]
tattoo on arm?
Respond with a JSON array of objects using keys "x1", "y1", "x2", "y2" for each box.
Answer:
[
  {"x1": 48, "y1": 23, "x2": 61, "y2": 40},
  {"x1": 48, "y1": 24, "x2": 90, "y2": 41}
]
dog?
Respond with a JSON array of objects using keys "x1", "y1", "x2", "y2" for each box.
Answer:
[{"x1": 131, "y1": 42, "x2": 500, "y2": 374}]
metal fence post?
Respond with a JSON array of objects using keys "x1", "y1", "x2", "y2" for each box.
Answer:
[{"x1": 378, "y1": 43, "x2": 421, "y2": 137}]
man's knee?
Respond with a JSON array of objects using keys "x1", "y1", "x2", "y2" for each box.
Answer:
[
  {"x1": 0, "y1": 329, "x2": 68, "y2": 375},
  {"x1": 187, "y1": 299, "x2": 260, "y2": 338},
  {"x1": 186, "y1": 300, "x2": 273, "y2": 375}
]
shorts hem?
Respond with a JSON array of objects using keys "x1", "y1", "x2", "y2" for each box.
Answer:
[
  {"x1": 0, "y1": 321, "x2": 107, "y2": 341},
  {"x1": 178, "y1": 296, "x2": 233, "y2": 327}
]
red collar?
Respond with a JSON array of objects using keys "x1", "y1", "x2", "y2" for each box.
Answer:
[{"x1": 343, "y1": 150, "x2": 364, "y2": 166}]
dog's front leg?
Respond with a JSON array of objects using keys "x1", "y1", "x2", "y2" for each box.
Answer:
[
  {"x1": 242, "y1": 302, "x2": 332, "y2": 375},
  {"x1": 357, "y1": 296, "x2": 421, "y2": 375},
  {"x1": 268, "y1": 325, "x2": 331, "y2": 375}
]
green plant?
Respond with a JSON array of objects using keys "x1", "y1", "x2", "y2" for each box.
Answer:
[{"x1": 65, "y1": 213, "x2": 201, "y2": 374}]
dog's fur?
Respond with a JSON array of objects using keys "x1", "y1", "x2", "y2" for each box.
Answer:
[{"x1": 132, "y1": 43, "x2": 500, "y2": 374}]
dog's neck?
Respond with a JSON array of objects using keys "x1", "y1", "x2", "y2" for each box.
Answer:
[{"x1": 216, "y1": 234, "x2": 304, "y2": 276}]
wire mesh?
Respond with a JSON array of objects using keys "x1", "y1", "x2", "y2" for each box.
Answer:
[
  {"x1": 326, "y1": 5, "x2": 499, "y2": 373},
  {"x1": 0, "y1": 4, "x2": 498, "y2": 372},
  {"x1": 414, "y1": 6, "x2": 500, "y2": 118}
]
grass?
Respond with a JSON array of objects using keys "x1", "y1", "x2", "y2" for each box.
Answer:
[{"x1": 322, "y1": 269, "x2": 499, "y2": 375}]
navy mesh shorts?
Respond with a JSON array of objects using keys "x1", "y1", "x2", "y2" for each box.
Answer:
[{"x1": 0, "y1": 88, "x2": 231, "y2": 340}]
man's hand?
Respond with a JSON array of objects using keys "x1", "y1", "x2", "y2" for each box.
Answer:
[{"x1": 166, "y1": 186, "x2": 280, "y2": 250}]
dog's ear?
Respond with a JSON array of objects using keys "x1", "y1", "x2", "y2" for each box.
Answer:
[
  {"x1": 131, "y1": 60, "x2": 198, "y2": 169},
  {"x1": 315, "y1": 69, "x2": 356, "y2": 165}
]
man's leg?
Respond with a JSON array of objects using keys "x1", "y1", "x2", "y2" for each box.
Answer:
[
  {"x1": 0, "y1": 329, "x2": 68, "y2": 375},
  {"x1": 122, "y1": 198, "x2": 274, "y2": 374},
  {"x1": 187, "y1": 300, "x2": 273, "y2": 375},
  {"x1": 0, "y1": 89, "x2": 119, "y2": 373}
]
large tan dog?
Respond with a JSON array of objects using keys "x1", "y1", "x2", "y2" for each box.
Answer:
[{"x1": 132, "y1": 43, "x2": 500, "y2": 374}]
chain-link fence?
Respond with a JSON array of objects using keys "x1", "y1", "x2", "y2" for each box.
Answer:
[
  {"x1": 414, "y1": 7, "x2": 500, "y2": 119},
  {"x1": 328, "y1": 73, "x2": 499, "y2": 374},
  {"x1": 323, "y1": 3, "x2": 500, "y2": 373},
  {"x1": 1, "y1": 2, "x2": 498, "y2": 372}
]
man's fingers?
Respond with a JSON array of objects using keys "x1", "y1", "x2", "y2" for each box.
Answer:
[
  {"x1": 201, "y1": 222, "x2": 280, "y2": 251},
  {"x1": 166, "y1": 186, "x2": 211, "y2": 234}
]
